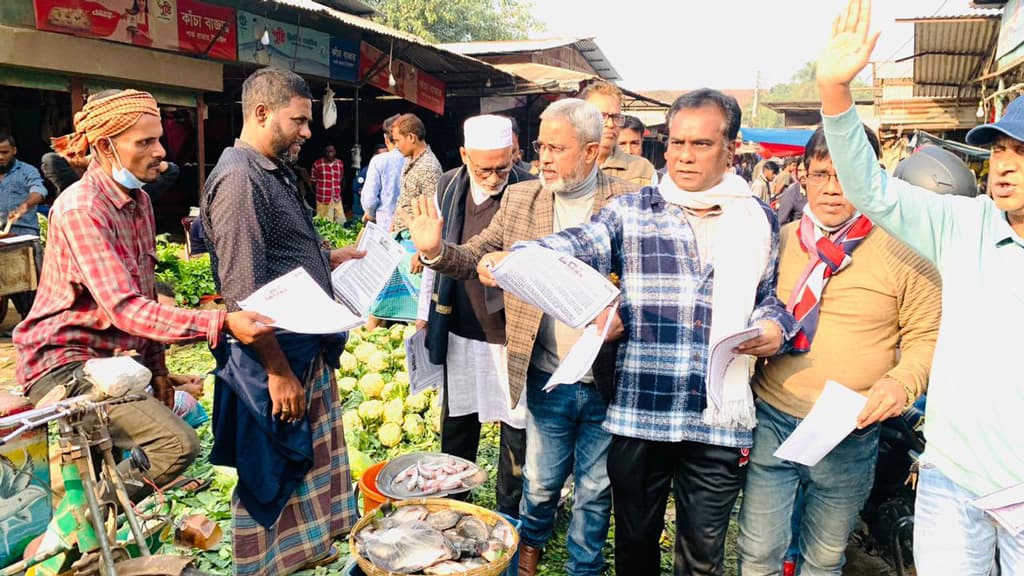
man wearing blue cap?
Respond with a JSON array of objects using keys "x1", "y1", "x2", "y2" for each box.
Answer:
[{"x1": 817, "y1": 1, "x2": 1024, "y2": 573}]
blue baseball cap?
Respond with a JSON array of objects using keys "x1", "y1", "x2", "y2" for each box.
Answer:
[{"x1": 967, "y1": 94, "x2": 1024, "y2": 146}]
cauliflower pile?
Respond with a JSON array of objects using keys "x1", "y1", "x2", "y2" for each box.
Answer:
[{"x1": 339, "y1": 324, "x2": 442, "y2": 479}]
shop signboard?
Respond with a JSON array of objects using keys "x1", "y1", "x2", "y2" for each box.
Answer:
[
  {"x1": 237, "y1": 10, "x2": 330, "y2": 78},
  {"x1": 329, "y1": 34, "x2": 361, "y2": 84},
  {"x1": 173, "y1": 0, "x2": 236, "y2": 60},
  {"x1": 359, "y1": 41, "x2": 445, "y2": 115},
  {"x1": 998, "y1": 0, "x2": 1024, "y2": 69},
  {"x1": 33, "y1": 0, "x2": 236, "y2": 60}
]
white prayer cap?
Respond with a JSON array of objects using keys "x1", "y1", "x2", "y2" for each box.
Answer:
[{"x1": 463, "y1": 115, "x2": 514, "y2": 151}]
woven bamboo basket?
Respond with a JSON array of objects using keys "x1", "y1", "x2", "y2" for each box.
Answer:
[{"x1": 349, "y1": 498, "x2": 519, "y2": 576}]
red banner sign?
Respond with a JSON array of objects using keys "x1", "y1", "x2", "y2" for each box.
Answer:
[
  {"x1": 33, "y1": 0, "x2": 236, "y2": 60},
  {"x1": 359, "y1": 41, "x2": 446, "y2": 115}
]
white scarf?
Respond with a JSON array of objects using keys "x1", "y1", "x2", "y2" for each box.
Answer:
[{"x1": 659, "y1": 172, "x2": 772, "y2": 429}]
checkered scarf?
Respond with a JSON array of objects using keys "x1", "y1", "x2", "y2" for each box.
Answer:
[
  {"x1": 51, "y1": 89, "x2": 160, "y2": 163},
  {"x1": 788, "y1": 209, "x2": 874, "y2": 352}
]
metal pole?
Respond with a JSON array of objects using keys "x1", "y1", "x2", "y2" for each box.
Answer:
[
  {"x1": 351, "y1": 87, "x2": 362, "y2": 182},
  {"x1": 101, "y1": 448, "x2": 150, "y2": 555},
  {"x1": 197, "y1": 93, "x2": 207, "y2": 202}
]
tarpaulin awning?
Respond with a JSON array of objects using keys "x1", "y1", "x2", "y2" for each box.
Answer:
[
  {"x1": 739, "y1": 127, "x2": 816, "y2": 159},
  {"x1": 739, "y1": 128, "x2": 815, "y2": 147}
]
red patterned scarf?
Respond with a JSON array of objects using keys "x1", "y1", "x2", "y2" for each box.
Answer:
[{"x1": 787, "y1": 212, "x2": 874, "y2": 353}]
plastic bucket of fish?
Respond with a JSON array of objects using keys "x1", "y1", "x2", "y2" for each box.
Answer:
[
  {"x1": 358, "y1": 461, "x2": 391, "y2": 514},
  {"x1": 350, "y1": 498, "x2": 519, "y2": 576}
]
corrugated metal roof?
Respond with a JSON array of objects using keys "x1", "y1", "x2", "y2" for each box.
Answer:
[
  {"x1": 489, "y1": 62, "x2": 668, "y2": 107},
  {"x1": 441, "y1": 38, "x2": 581, "y2": 55},
  {"x1": 308, "y1": 0, "x2": 377, "y2": 17},
  {"x1": 893, "y1": 15, "x2": 1001, "y2": 98},
  {"x1": 439, "y1": 37, "x2": 621, "y2": 81},
  {"x1": 231, "y1": 0, "x2": 515, "y2": 84}
]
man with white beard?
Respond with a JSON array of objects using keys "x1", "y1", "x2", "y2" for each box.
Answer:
[
  {"x1": 410, "y1": 99, "x2": 639, "y2": 576},
  {"x1": 415, "y1": 115, "x2": 535, "y2": 519}
]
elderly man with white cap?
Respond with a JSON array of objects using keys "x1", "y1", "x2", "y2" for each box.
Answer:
[{"x1": 416, "y1": 114, "x2": 534, "y2": 519}]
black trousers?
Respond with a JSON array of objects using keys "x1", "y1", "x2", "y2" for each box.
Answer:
[
  {"x1": 607, "y1": 435, "x2": 749, "y2": 576},
  {"x1": 439, "y1": 371, "x2": 525, "y2": 518}
]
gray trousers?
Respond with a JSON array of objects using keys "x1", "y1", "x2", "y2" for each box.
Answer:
[{"x1": 27, "y1": 361, "x2": 200, "y2": 502}]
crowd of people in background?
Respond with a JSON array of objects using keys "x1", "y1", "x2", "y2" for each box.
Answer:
[{"x1": 2, "y1": 2, "x2": 1021, "y2": 576}]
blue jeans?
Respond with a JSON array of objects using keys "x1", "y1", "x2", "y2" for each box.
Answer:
[
  {"x1": 914, "y1": 462, "x2": 1024, "y2": 575},
  {"x1": 738, "y1": 399, "x2": 879, "y2": 575},
  {"x1": 519, "y1": 366, "x2": 612, "y2": 576}
]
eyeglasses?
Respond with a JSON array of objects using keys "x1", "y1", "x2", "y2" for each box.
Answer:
[
  {"x1": 601, "y1": 112, "x2": 626, "y2": 127},
  {"x1": 469, "y1": 164, "x2": 513, "y2": 179},
  {"x1": 532, "y1": 140, "x2": 570, "y2": 156},
  {"x1": 805, "y1": 171, "x2": 840, "y2": 187}
]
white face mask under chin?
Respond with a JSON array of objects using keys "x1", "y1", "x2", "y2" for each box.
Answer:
[{"x1": 107, "y1": 139, "x2": 147, "y2": 190}]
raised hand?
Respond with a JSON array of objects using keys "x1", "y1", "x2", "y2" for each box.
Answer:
[
  {"x1": 818, "y1": 0, "x2": 880, "y2": 88},
  {"x1": 409, "y1": 195, "x2": 444, "y2": 259}
]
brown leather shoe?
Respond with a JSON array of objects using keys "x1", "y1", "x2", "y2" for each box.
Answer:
[{"x1": 518, "y1": 543, "x2": 541, "y2": 576}]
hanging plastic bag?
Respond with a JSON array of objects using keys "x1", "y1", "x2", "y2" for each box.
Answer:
[{"x1": 323, "y1": 86, "x2": 337, "y2": 129}]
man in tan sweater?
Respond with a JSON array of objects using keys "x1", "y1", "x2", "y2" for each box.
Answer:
[
  {"x1": 737, "y1": 125, "x2": 941, "y2": 575},
  {"x1": 579, "y1": 81, "x2": 656, "y2": 186}
]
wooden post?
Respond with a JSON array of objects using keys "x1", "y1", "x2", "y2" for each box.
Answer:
[
  {"x1": 197, "y1": 92, "x2": 207, "y2": 202},
  {"x1": 70, "y1": 77, "x2": 84, "y2": 115}
]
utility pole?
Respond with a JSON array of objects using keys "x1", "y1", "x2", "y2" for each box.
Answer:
[{"x1": 752, "y1": 69, "x2": 761, "y2": 125}]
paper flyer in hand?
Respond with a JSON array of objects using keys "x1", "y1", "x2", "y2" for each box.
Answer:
[
  {"x1": 331, "y1": 221, "x2": 407, "y2": 314},
  {"x1": 544, "y1": 302, "x2": 618, "y2": 391},
  {"x1": 489, "y1": 246, "x2": 619, "y2": 328},
  {"x1": 973, "y1": 482, "x2": 1024, "y2": 536},
  {"x1": 405, "y1": 328, "x2": 444, "y2": 395},
  {"x1": 238, "y1": 267, "x2": 364, "y2": 334},
  {"x1": 706, "y1": 326, "x2": 763, "y2": 411},
  {"x1": 774, "y1": 380, "x2": 868, "y2": 467}
]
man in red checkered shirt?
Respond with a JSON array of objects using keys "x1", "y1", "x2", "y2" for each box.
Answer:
[
  {"x1": 14, "y1": 88, "x2": 272, "y2": 501},
  {"x1": 311, "y1": 144, "x2": 345, "y2": 222}
]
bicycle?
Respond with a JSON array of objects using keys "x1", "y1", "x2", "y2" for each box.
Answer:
[{"x1": 0, "y1": 357, "x2": 210, "y2": 576}]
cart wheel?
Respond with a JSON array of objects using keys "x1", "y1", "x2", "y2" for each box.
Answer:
[{"x1": 0, "y1": 297, "x2": 8, "y2": 327}]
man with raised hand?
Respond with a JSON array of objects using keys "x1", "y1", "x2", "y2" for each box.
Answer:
[
  {"x1": 416, "y1": 115, "x2": 535, "y2": 519},
  {"x1": 409, "y1": 99, "x2": 638, "y2": 576},
  {"x1": 818, "y1": 1, "x2": 1024, "y2": 572}
]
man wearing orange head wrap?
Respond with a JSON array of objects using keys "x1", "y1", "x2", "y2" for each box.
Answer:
[{"x1": 14, "y1": 89, "x2": 274, "y2": 503}]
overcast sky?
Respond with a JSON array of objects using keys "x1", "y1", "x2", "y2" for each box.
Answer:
[{"x1": 530, "y1": 0, "x2": 994, "y2": 90}]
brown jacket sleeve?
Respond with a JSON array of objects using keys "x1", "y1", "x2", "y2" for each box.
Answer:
[{"x1": 428, "y1": 185, "x2": 515, "y2": 280}]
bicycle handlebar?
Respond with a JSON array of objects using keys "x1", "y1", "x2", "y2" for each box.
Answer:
[{"x1": 0, "y1": 392, "x2": 148, "y2": 445}]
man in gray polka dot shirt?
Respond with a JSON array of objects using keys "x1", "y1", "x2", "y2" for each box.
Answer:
[{"x1": 201, "y1": 67, "x2": 364, "y2": 573}]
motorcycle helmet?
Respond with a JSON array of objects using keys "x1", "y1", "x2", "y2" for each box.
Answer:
[{"x1": 893, "y1": 145, "x2": 978, "y2": 197}]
